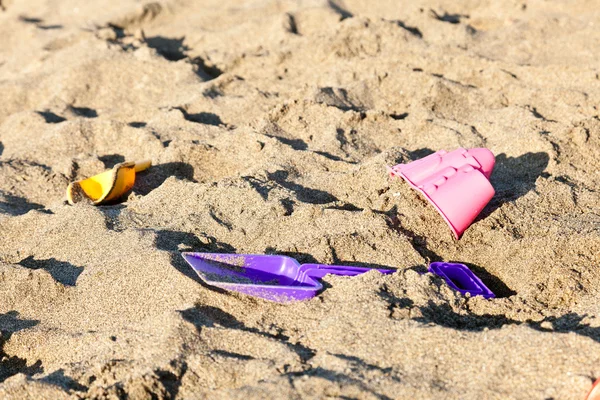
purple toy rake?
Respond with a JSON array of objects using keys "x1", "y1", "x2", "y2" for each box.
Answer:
[{"x1": 428, "y1": 262, "x2": 495, "y2": 298}]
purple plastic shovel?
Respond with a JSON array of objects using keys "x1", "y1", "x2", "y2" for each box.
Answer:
[{"x1": 181, "y1": 252, "x2": 395, "y2": 302}]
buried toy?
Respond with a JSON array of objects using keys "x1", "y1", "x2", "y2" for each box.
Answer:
[
  {"x1": 388, "y1": 148, "x2": 495, "y2": 239},
  {"x1": 182, "y1": 252, "x2": 394, "y2": 302},
  {"x1": 66, "y1": 160, "x2": 151, "y2": 205}
]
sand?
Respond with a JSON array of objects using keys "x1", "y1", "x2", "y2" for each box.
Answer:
[{"x1": 0, "y1": 0, "x2": 599, "y2": 398}]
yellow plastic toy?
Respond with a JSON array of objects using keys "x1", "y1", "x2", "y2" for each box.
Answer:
[{"x1": 66, "y1": 160, "x2": 151, "y2": 205}]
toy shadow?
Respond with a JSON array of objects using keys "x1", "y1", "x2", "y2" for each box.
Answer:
[{"x1": 477, "y1": 152, "x2": 549, "y2": 220}]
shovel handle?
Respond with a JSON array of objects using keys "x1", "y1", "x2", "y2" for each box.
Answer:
[
  {"x1": 134, "y1": 160, "x2": 152, "y2": 172},
  {"x1": 300, "y1": 264, "x2": 394, "y2": 279}
]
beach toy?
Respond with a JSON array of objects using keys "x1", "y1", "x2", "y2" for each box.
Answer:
[
  {"x1": 66, "y1": 160, "x2": 151, "y2": 205},
  {"x1": 181, "y1": 252, "x2": 395, "y2": 302},
  {"x1": 388, "y1": 148, "x2": 495, "y2": 239},
  {"x1": 587, "y1": 378, "x2": 600, "y2": 400},
  {"x1": 429, "y1": 262, "x2": 495, "y2": 298}
]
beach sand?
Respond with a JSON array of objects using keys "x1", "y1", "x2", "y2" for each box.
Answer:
[{"x1": 1, "y1": 0, "x2": 599, "y2": 398}]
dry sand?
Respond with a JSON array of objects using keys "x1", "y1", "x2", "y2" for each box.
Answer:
[{"x1": 1, "y1": 0, "x2": 600, "y2": 398}]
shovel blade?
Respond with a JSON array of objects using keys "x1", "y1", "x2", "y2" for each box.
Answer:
[{"x1": 181, "y1": 252, "x2": 320, "y2": 302}]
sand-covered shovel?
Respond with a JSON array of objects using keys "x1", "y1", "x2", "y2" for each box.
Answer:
[
  {"x1": 182, "y1": 252, "x2": 395, "y2": 302},
  {"x1": 66, "y1": 160, "x2": 151, "y2": 205}
]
